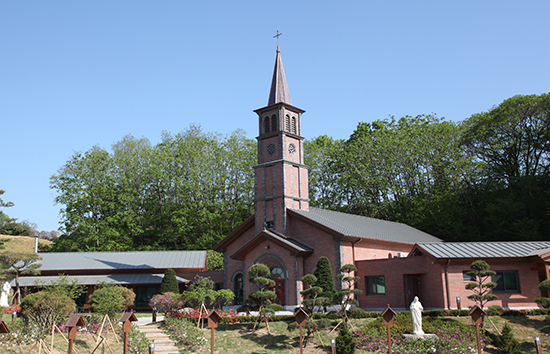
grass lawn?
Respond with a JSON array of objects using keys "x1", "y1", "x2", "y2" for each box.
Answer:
[{"x1": 1, "y1": 314, "x2": 549, "y2": 353}]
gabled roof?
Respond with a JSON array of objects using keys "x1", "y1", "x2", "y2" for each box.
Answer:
[
  {"x1": 231, "y1": 229, "x2": 313, "y2": 260},
  {"x1": 36, "y1": 250, "x2": 207, "y2": 272},
  {"x1": 289, "y1": 207, "x2": 442, "y2": 244},
  {"x1": 413, "y1": 241, "x2": 550, "y2": 259},
  {"x1": 268, "y1": 46, "x2": 292, "y2": 105}
]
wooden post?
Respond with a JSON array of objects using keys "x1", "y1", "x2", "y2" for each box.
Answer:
[
  {"x1": 331, "y1": 339, "x2": 336, "y2": 354},
  {"x1": 294, "y1": 308, "x2": 307, "y2": 354},
  {"x1": 206, "y1": 310, "x2": 221, "y2": 354},
  {"x1": 120, "y1": 312, "x2": 138, "y2": 354},
  {"x1": 65, "y1": 314, "x2": 85, "y2": 354},
  {"x1": 381, "y1": 305, "x2": 396, "y2": 354},
  {"x1": 534, "y1": 336, "x2": 542, "y2": 354},
  {"x1": 469, "y1": 306, "x2": 486, "y2": 354}
]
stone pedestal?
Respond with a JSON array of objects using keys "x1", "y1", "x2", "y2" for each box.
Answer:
[{"x1": 402, "y1": 333, "x2": 438, "y2": 340}]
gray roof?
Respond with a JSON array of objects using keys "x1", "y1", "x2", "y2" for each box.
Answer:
[
  {"x1": 290, "y1": 207, "x2": 442, "y2": 244},
  {"x1": 265, "y1": 230, "x2": 313, "y2": 253},
  {"x1": 35, "y1": 250, "x2": 207, "y2": 272},
  {"x1": 416, "y1": 242, "x2": 550, "y2": 259},
  {"x1": 13, "y1": 273, "x2": 190, "y2": 287}
]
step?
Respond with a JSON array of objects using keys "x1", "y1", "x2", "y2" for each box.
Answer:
[{"x1": 137, "y1": 322, "x2": 182, "y2": 354}]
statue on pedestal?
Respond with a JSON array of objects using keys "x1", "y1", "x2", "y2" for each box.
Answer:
[
  {"x1": 0, "y1": 282, "x2": 11, "y2": 307},
  {"x1": 410, "y1": 296, "x2": 424, "y2": 335}
]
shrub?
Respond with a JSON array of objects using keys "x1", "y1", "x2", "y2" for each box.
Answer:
[
  {"x1": 314, "y1": 256, "x2": 337, "y2": 307},
  {"x1": 349, "y1": 307, "x2": 366, "y2": 318},
  {"x1": 495, "y1": 323, "x2": 521, "y2": 354},
  {"x1": 149, "y1": 292, "x2": 184, "y2": 313},
  {"x1": 487, "y1": 305, "x2": 504, "y2": 316},
  {"x1": 20, "y1": 290, "x2": 75, "y2": 339},
  {"x1": 163, "y1": 316, "x2": 206, "y2": 351},
  {"x1": 90, "y1": 282, "x2": 135, "y2": 318},
  {"x1": 159, "y1": 269, "x2": 180, "y2": 295},
  {"x1": 335, "y1": 321, "x2": 355, "y2": 354}
]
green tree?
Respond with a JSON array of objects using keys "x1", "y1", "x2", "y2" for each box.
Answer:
[
  {"x1": 335, "y1": 321, "x2": 355, "y2": 354},
  {"x1": 21, "y1": 290, "x2": 75, "y2": 339},
  {"x1": 159, "y1": 268, "x2": 180, "y2": 294},
  {"x1": 0, "y1": 251, "x2": 41, "y2": 303},
  {"x1": 495, "y1": 323, "x2": 522, "y2": 354},
  {"x1": 207, "y1": 250, "x2": 223, "y2": 270},
  {"x1": 90, "y1": 282, "x2": 135, "y2": 318},
  {"x1": 465, "y1": 260, "x2": 498, "y2": 309},
  {"x1": 0, "y1": 190, "x2": 14, "y2": 208},
  {"x1": 246, "y1": 263, "x2": 283, "y2": 331},
  {"x1": 462, "y1": 93, "x2": 550, "y2": 182},
  {"x1": 35, "y1": 274, "x2": 86, "y2": 303},
  {"x1": 336, "y1": 264, "x2": 362, "y2": 324},
  {"x1": 313, "y1": 256, "x2": 337, "y2": 309}
]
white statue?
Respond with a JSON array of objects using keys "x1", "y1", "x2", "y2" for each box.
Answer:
[
  {"x1": 0, "y1": 282, "x2": 11, "y2": 307},
  {"x1": 410, "y1": 296, "x2": 424, "y2": 335}
]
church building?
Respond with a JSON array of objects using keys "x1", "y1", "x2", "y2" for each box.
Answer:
[{"x1": 213, "y1": 46, "x2": 442, "y2": 310}]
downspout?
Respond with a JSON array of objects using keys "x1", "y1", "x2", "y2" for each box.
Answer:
[
  {"x1": 352, "y1": 238, "x2": 361, "y2": 267},
  {"x1": 444, "y1": 259, "x2": 451, "y2": 309}
]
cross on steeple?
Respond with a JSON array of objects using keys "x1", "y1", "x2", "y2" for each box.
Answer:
[{"x1": 273, "y1": 30, "x2": 282, "y2": 47}]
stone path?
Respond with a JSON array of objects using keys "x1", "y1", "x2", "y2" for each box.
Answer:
[{"x1": 136, "y1": 316, "x2": 182, "y2": 354}]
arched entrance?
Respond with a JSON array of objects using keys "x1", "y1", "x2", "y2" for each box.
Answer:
[{"x1": 255, "y1": 254, "x2": 287, "y2": 306}]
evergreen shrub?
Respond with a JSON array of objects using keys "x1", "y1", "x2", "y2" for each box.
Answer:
[{"x1": 159, "y1": 268, "x2": 180, "y2": 294}]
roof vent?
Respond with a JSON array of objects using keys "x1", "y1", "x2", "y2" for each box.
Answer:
[{"x1": 397, "y1": 252, "x2": 408, "y2": 258}]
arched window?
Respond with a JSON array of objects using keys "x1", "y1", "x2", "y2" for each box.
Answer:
[
  {"x1": 291, "y1": 117, "x2": 297, "y2": 134},
  {"x1": 271, "y1": 267, "x2": 285, "y2": 279},
  {"x1": 233, "y1": 273, "x2": 244, "y2": 305},
  {"x1": 271, "y1": 115, "x2": 278, "y2": 132},
  {"x1": 285, "y1": 115, "x2": 290, "y2": 132},
  {"x1": 264, "y1": 116, "x2": 271, "y2": 134}
]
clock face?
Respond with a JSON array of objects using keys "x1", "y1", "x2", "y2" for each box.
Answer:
[
  {"x1": 266, "y1": 143, "x2": 276, "y2": 156},
  {"x1": 288, "y1": 143, "x2": 297, "y2": 157}
]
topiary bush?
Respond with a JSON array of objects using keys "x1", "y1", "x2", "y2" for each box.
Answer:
[
  {"x1": 90, "y1": 282, "x2": 135, "y2": 318},
  {"x1": 159, "y1": 268, "x2": 180, "y2": 294},
  {"x1": 335, "y1": 321, "x2": 355, "y2": 354}
]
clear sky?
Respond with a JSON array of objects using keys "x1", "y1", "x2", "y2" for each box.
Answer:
[{"x1": 2, "y1": 1, "x2": 549, "y2": 233}]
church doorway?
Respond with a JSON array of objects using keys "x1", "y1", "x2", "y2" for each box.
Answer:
[
  {"x1": 405, "y1": 275, "x2": 421, "y2": 306},
  {"x1": 270, "y1": 266, "x2": 285, "y2": 305}
]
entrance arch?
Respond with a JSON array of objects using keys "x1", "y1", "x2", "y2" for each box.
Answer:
[{"x1": 255, "y1": 254, "x2": 288, "y2": 306}]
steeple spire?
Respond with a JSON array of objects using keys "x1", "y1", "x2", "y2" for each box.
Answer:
[{"x1": 268, "y1": 46, "x2": 292, "y2": 106}]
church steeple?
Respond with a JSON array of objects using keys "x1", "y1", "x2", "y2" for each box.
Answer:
[
  {"x1": 253, "y1": 46, "x2": 309, "y2": 235},
  {"x1": 268, "y1": 46, "x2": 292, "y2": 106}
]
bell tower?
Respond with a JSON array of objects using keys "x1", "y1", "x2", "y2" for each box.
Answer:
[{"x1": 254, "y1": 46, "x2": 309, "y2": 235}]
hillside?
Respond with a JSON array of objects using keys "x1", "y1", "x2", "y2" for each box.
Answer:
[{"x1": 0, "y1": 234, "x2": 52, "y2": 253}]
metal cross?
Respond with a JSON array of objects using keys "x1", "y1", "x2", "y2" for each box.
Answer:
[{"x1": 273, "y1": 30, "x2": 282, "y2": 46}]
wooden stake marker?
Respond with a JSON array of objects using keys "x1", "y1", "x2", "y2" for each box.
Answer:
[
  {"x1": 206, "y1": 310, "x2": 221, "y2": 354},
  {"x1": 120, "y1": 312, "x2": 138, "y2": 354},
  {"x1": 469, "y1": 305, "x2": 486, "y2": 354},
  {"x1": 381, "y1": 305, "x2": 397, "y2": 354},
  {"x1": 66, "y1": 314, "x2": 85, "y2": 354},
  {"x1": 294, "y1": 308, "x2": 308, "y2": 354}
]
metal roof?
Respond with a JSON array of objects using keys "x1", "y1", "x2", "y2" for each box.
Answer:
[
  {"x1": 265, "y1": 230, "x2": 314, "y2": 253},
  {"x1": 268, "y1": 46, "x2": 292, "y2": 106},
  {"x1": 416, "y1": 241, "x2": 550, "y2": 259},
  {"x1": 35, "y1": 250, "x2": 207, "y2": 272},
  {"x1": 12, "y1": 273, "x2": 189, "y2": 287},
  {"x1": 290, "y1": 207, "x2": 442, "y2": 244}
]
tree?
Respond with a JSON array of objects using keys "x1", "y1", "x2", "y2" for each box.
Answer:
[
  {"x1": 207, "y1": 250, "x2": 223, "y2": 270},
  {"x1": 21, "y1": 290, "x2": 75, "y2": 339},
  {"x1": 336, "y1": 264, "x2": 362, "y2": 324},
  {"x1": 300, "y1": 274, "x2": 330, "y2": 347},
  {"x1": 495, "y1": 323, "x2": 521, "y2": 354},
  {"x1": 462, "y1": 93, "x2": 550, "y2": 182},
  {"x1": 0, "y1": 190, "x2": 14, "y2": 208},
  {"x1": 159, "y1": 269, "x2": 180, "y2": 294},
  {"x1": 313, "y1": 256, "x2": 337, "y2": 309},
  {"x1": 335, "y1": 321, "x2": 355, "y2": 354},
  {"x1": 0, "y1": 251, "x2": 41, "y2": 304},
  {"x1": 246, "y1": 263, "x2": 283, "y2": 331},
  {"x1": 465, "y1": 260, "x2": 498, "y2": 309},
  {"x1": 90, "y1": 282, "x2": 135, "y2": 318}
]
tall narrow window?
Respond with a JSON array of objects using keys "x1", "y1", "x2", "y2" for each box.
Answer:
[
  {"x1": 291, "y1": 117, "x2": 297, "y2": 134},
  {"x1": 234, "y1": 273, "x2": 244, "y2": 305},
  {"x1": 285, "y1": 115, "x2": 290, "y2": 132},
  {"x1": 264, "y1": 116, "x2": 271, "y2": 134},
  {"x1": 271, "y1": 115, "x2": 278, "y2": 132}
]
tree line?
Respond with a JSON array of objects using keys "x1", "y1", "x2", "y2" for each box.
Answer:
[{"x1": 45, "y1": 93, "x2": 550, "y2": 251}]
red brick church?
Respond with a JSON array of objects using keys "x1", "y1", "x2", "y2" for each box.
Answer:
[{"x1": 213, "y1": 46, "x2": 442, "y2": 310}]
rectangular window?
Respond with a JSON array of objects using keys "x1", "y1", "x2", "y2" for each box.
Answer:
[
  {"x1": 463, "y1": 271, "x2": 473, "y2": 281},
  {"x1": 365, "y1": 276, "x2": 385, "y2": 295},
  {"x1": 492, "y1": 271, "x2": 520, "y2": 293}
]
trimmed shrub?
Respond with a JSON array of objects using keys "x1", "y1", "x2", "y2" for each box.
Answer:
[
  {"x1": 335, "y1": 321, "x2": 355, "y2": 354},
  {"x1": 159, "y1": 268, "x2": 180, "y2": 294},
  {"x1": 90, "y1": 283, "x2": 135, "y2": 318}
]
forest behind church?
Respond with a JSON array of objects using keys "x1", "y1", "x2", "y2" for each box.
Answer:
[{"x1": 35, "y1": 93, "x2": 550, "y2": 252}]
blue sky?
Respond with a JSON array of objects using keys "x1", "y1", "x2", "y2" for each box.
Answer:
[{"x1": 2, "y1": 1, "x2": 550, "y2": 233}]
